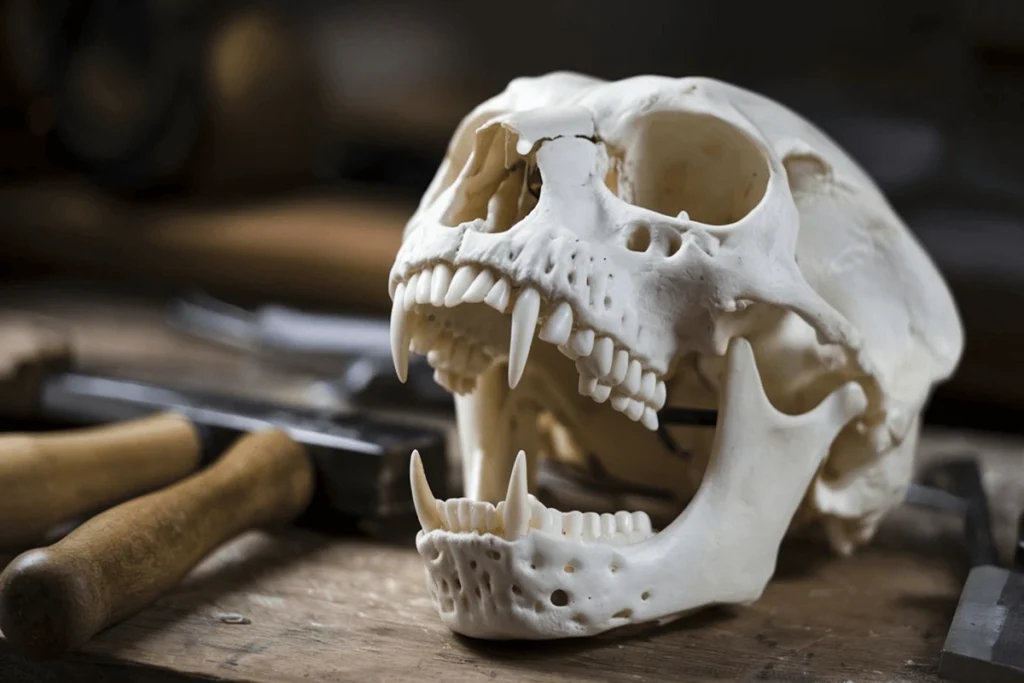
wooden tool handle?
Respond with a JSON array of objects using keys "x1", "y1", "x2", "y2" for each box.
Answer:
[
  {"x1": 0, "y1": 429, "x2": 313, "y2": 658},
  {"x1": 0, "y1": 412, "x2": 203, "y2": 548}
]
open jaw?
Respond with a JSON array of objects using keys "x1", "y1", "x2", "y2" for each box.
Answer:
[{"x1": 389, "y1": 261, "x2": 869, "y2": 640}]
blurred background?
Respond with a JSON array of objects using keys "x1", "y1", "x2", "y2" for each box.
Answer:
[{"x1": 0, "y1": 0, "x2": 1021, "y2": 433}]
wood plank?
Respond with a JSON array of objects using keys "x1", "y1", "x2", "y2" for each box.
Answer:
[{"x1": 0, "y1": 500, "x2": 970, "y2": 683}]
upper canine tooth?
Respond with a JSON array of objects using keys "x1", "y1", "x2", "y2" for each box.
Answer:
[
  {"x1": 445, "y1": 265, "x2": 478, "y2": 306},
  {"x1": 463, "y1": 269, "x2": 496, "y2": 302},
  {"x1": 484, "y1": 278, "x2": 511, "y2": 312},
  {"x1": 410, "y1": 450, "x2": 443, "y2": 532},
  {"x1": 416, "y1": 267, "x2": 434, "y2": 303},
  {"x1": 430, "y1": 264, "x2": 453, "y2": 307},
  {"x1": 390, "y1": 283, "x2": 410, "y2": 383},
  {"x1": 508, "y1": 288, "x2": 540, "y2": 389},
  {"x1": 502, "y1": 450, "x2": 530, "y2": 540},
  {"x1": 539, "y1": 302, "x2": 574, "y2": 345}
]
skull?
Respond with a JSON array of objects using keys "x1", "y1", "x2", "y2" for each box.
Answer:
[{"x1": 387, "y1": 72, "x2": 963, "y2": 639}]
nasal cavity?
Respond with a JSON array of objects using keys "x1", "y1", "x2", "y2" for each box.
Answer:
[{"x1": 441, "y1": 125, "x2": 541, "y2": 233}]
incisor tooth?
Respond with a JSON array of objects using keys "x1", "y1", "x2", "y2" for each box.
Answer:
[
  {"x1": 610, "y1": 349, "x2": 629, "y2": 383},
  {"x1": 640, "y1": 371, "x2": 656, "y2": 400},
  {"x1": 592, "y1": 383, "x2": 611, "y2": 402},
  {"x1": 611, "y1": 394, "x2": 630, "y2": 412},
  {"x1": 624, "y1": 359, "x2": 642, "y2": 395},
  {"x1": 502, "y1": 450, "x2": 530, "y2": 540},
  {"x1": 601, "y1": 513, "x2": 616, "y2": 536},
  {"x1": 410, "y1": 450, "x2": 443, "y2": 531},
  {"x1": 632, "y1": 511, "x2": 652, "y2": 534},
  {"x1": 653, "y1": 380, "x2": 667, "y2": 410},
  {"x1": 464, "y1": 269, "x2": 496, "y2": 302},
  {"x1": 508, "y1": 288, "x2": 540, "y2": 389},
  {"x1": 403, "y1": 273, "x2": 420, "y2": 309},
  {"x1": 593, "y1": 337, "x2": 614, "y2": 376},
  {"x1": 445, "y1": 265, "x2": 478, "y2": 306},
  {"x1": 583, "y1": 512, "x2": 602, "y2": 539},
  {"x1": 571, "y1": 329, "x2": 595, "y2": 356},
  {"x1": 641, "y1": 406, "x2": 659, "y2": 431},
  {"x1": 430, "y1": 264, "x2": 453, "y2": 307},
  {"x1": 564, "y1": 511, "x2": 584, "y2": 538},
  {"x1": 416, "y1": 266, "x2": 434, "y2": 303},
  {"x1": 579, "y1": 375, "x2": 598, "y2": 396},
  {"x1": 484, "y1": 278, "x2": 511, "y2": 312},
  {"x1": 390, "y1": 283, "x2": 410, "y2": 383},
  {"x1": 615, "y1": 511, "x2": 633, "y2": 533},
  {"x1": 539, "y1": 301, "x2": 574, "y2": 345},
  {"x1": 626, "y1": 398, "x2": 645, "y2": 421}
]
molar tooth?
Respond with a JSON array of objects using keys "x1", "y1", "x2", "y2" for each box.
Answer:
[
  {"x1": 463, "y1": 269, "x2": 496, "y2": 302},
  {"x1": 600, "y1": 513, "x2": 617, "y2": 536},
  {"x1": 502, "y1": 450, "x2": 530, "y2": 540},
  {"x1": 409, "y1": 450, "x2": 443, "y2": 532},
  {"x1": 614, "y1": 511, "x2": 633, "y2": 533},
  {"x1": 563, "y1": 511, "x2": 584, "y2": 539},
  {"x1": 508, "y1": 288, "x2": 540, "y2": 389},
  {"x1": 591, "y1": 383, "x2": 611, "y2": 403},
  {"x1": 632, "y1": 511, "x2": 652, "y2": 535},
  {"x1": 444, "y1": 265, "x2": 478, "y2": 306},
  {"x1": 610, "y1": 349, "x2": 629, "y2": 384},
  {"x1": 430, "y1": 264, "x2": 453, "y2": 307},
  {"x1": 624, "y1": 359, "x2": 643, "y2": 396},
  {"x1": 538, "y1": 302, "x2": 574, "y2": 345},
  {"x1": 640, "y1": 371, "x2": 656, "y2": 400},
  {"x1": 403, "y1": 273, "x2": 420, "y2": 310},
  {"x1": 641, "y1": 406, "x2": 659, "y2": 431},
  {"x1": 626, "y1": 398, "x2": 645, "y2": 421},
  {"x1": 484, "y1": 278, "x2": 511, "y2": 312},
  {"x1": 653, "y1": 380, "x2": 667, "y2": 410},
  {"x1": 593, "y1": 336, "x2": 614, "y2": 376},
  {"x1": 583, "y1": 512, "x2": 602, "y2": 539},
  {"x1": 416, "y1": 266, "x2": 434, "y2": 303},
  {"x1": 390, "y1": 283, "x2": 410, "y2": 383},
  {"x1": 571, "y1": 329, "x2": 595, "y2": 356}
]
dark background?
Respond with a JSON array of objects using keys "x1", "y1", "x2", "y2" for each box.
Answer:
[{"x1": 0, "y1": 0, "x2": 1021, "y2": 432}]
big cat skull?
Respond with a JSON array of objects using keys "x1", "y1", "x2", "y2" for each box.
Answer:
[{"x1": 387, "y1": 72, "x2": 963, "y2": 639}]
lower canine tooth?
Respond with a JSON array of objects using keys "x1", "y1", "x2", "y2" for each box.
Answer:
[
  {"x1": 502, "y1": 451, "x2": 530, "y2": 540},
  {"x1": 410, "y1": 450, "x2": 443, "y2": 531}
]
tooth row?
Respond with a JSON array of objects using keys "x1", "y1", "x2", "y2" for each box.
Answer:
[
  {"x1": 538, "y1": 508, "x2": 654, "y2": 545},
  {"x1": 391, "y1": 263, "x2": 667, "y2": 430}
]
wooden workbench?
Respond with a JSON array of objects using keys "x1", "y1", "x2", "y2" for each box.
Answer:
[{"x1": 0, "y1": 427, "x2": 1020, "y2": 683}]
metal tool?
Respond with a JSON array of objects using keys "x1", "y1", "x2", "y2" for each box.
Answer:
[{"x1": 919, "y1": 458, "x2": 1024, "y2": 683}]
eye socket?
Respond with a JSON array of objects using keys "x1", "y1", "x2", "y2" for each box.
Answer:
[{"x1": 609, "y1": 111, "x2": 769, "y2": 226}]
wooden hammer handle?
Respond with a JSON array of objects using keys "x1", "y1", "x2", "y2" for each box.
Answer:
[
  {"x1": 0, "y1": 412, "x2": 203, "y2": 548},
  {"x1": 0, "y1": 429, "x2": 314, "y2": 658}
]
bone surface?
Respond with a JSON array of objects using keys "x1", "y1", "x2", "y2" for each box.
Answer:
[{"x1": 388, "y1": 72, "x2": 964, "y2": 639}]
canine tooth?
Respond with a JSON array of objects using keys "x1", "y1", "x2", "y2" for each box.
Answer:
[
  {"x1": 579, "y1": 375, "x2": 598, "y2": 396},
  {"x1": 508, "y1": 288, "x2": 540, "y2": 389},
  {"x1": 611, "y1": 394, "x2": 630, "y2": 412},
  {"x1": 624, "y1": 359, "x2": 642, "y2": 395},
  {"x1": 593, "y1": 337, "x2": 614, "y2": 376},
  {"x1": 640, "y1": 371, "x2": 656, "y2": 400},
  {"x1": 416, "y1": 266, "x2": 434, "y2": 303},
  {"x1": 390, "y1": 283, "x2": 410, "y2": 382},
  {"x1": 403, "y1": 272, "x2": 420, "y2": 309},
  {"x1": 632, "y1": 511, "x2": 652, "y2": 534},
  {"x1": 592, "y1": 383, "x2": 611, "y2": 403},
  {"x1": 583, "y1": 512, "x2": 602, "y2": 539},
  {"x1": 571, "y1": 329, "x2": 595, "y2": 356},
  {"x1": 610, "y1": 349, "x2": 629, "y2": 383},
  {"x1": 445, "y1": 265, "x2": 478, "y2": 306},
  {"x1": 464, "y1": 269, "x2": 496, "y2": 302},
  {"x1": 539, "y1": 302, "x2": 573, "y2": 345},
  {"x1": 430, "y1": 264, "x2": 453, "y2": 307},
  {"x1": 484, "y1": 278, "x2": 511, "y2": 312},
  {"x1": 410, "y1": 450, "x2": 443, "y2": 531},
  {"x1": 600, "y1": 513, "x2": 616, "y2": 536},
  {"x1": 502, "y1": 450, "x2": 530, "y2": 540},
  {"x1": 641, "y1": 406, "x2": 659, "y2": 431},
  {"x1": 564, "y1": 511, "x2": 584, "y2": 538},
  {"x1": 653, "y1": 380, "x2": 667, "y2": 410},
  {"x1": 626, "y1": 398, "x2": 645, "y2": 421},
  {"x1": 614, "y1": 511, "x2": 633, "y2": 533}
]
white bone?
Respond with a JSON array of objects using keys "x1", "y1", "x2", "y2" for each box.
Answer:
[{"x1": 388, "y1": 72, "x2": 963, "y2": 640}]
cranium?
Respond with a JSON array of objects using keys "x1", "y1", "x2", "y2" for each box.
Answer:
[{"x1": 387, "y1": 72, "x2": 963, "y2": 639}]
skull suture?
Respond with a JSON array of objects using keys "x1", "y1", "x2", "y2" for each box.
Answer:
[{"x1": 387, "y1": 72, "x2": 963, "y2": 639}]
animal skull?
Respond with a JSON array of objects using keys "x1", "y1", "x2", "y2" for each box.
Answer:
[{"x1": 387, "y1": 72, "x2": 963, "y2": 639}]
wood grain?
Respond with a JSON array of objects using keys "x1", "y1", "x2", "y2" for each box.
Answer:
[
  {"x1": 0, "y1": 412, "x2": 202, "y2": 548},
  {"x1": 0, "y1": 429, "x2": 313, "y2": 659}
]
